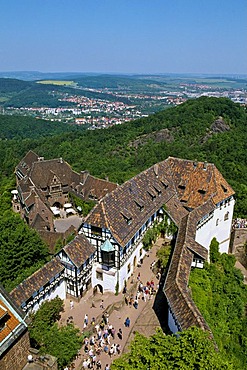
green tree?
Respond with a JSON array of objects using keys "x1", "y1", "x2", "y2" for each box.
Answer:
[
  {"x1": 209, "y1": 237, "x2": 220, "y2": 263},
  {"x1": 0, "y1": 212, "x2": 50, "y2": 291},
  {"x1": 111, "y1": 327, "x2": 232, "y2": 370},
  {"x1": 189, "y1": 252, "x2": 247, "y2": 369},
  {"x1": 29, "y1": 298, "x2": 83, "y2": 369}
]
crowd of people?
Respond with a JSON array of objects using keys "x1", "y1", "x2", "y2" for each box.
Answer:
[
  {"x1": 78, "y1": 274, "x2": 159, "y2": 369},
  {"x1": 233, "y1": 218, "x2": 247, "y2": 229},
  {"x1": 63, "y1": 252, "x2": 161, "y2": 370},
  {"x1": 80, "y1": 310, "x2": 128, "y2": 369}
]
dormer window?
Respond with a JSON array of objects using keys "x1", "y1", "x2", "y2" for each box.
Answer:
[
  {"x1": 147, "y1": 190, "x2": 156, "y2": 201},
  {"x1": 161, "y1": 179, "x2": 168, "y2": 189},
  {"x1": 153, "y1": 185, "x2": 162, "y2": 196},
  {"x1": 178, "y1": 184, "x2": 186, "y2": 190},
  {"x1": 121, "y1": 209, "x2": 133, "y2": 225},
  {"x1": 221, "y1": 184, "x2": 228, "y2": 193},
  {"x1": 198, "y1": 189, "x2": 206, "y2": 195},
  {"x1": 135, "y1": 200, "x2": 144, "y2": 212}
]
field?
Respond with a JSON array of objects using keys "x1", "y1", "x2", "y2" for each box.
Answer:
[{"x1": 37, "y1": 80, "x2": 77, "y2": 86}]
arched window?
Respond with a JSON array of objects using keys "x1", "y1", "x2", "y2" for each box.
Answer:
[{"x1": 224, "y1": 212, "x2": 229, "y2": 221}]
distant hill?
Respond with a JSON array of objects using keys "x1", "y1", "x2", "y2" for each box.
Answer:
[{"x1": 0, "y1": 77, "x2": 131, "y2": 107}]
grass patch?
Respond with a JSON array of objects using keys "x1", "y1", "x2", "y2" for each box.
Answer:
[{"x1": 37, "y1": 80, "x2": 76, "y2": 86}]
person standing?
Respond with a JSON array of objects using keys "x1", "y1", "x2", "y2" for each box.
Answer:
[
  {"x1": 117, "y1": 328, "x2": 123, "y2": 340},
  {"x1": 96, "y1": 360, "x2": 102, "y2": 369},
  {"x1": 124, "y1": 317, "x2": 130, "y2": 327},
  {"x1": 84, "y1": 313, "x2": 89, "y2": 327}
]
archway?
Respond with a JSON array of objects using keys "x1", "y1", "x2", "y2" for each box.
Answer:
[
  {"x1": 52, "y1": 201, "x2": 62, "y2": 209},
  {"x1": 93, "y1": 284, "x2": 103, "y2": 295}
]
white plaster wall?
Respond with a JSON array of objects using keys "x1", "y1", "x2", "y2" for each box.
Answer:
[
  {"x1": 92, "y1": 264, "x2": 117, "y2": 293},
  {"x1": 168, "y1": 309, "x2": 179, "y2": 334},
  {"x1": 28, "y1": 280, "x2": 66, "y2": 313},
  {"x1": 195, "y1": 198, "x2": 235, "y2": 254},
  {"x1": 91, "y1": 241, "x2": 146, "y2": 293},
  {"x1": 118, "y1": 242, "x2": 146, "y2": 292},
  {"x1": 191, "y1": 261, "x2": 204, "y2": 269}
]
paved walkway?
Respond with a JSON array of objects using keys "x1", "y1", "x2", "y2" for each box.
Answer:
[
  {"x1": 54, "y1": 215, "x2": 82, "y2": 233},
  {"x1": 60, "y1": 238, "x2": 167, "y2": 370}
]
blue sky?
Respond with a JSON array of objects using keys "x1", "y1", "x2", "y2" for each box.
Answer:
[{"x1": 0, "y1": 0, "x2": 246, "y2": 74}]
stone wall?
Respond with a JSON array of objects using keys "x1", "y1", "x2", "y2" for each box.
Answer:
[
  {"x1": 230, "y1": 228, "x2": 247, "y2": 253},
  {"x1": 0, "y1": 329, "x2": 30, "y2": 370},
  {"x1": 230, "y1": 228, "x2": 247, "y2": 268}
]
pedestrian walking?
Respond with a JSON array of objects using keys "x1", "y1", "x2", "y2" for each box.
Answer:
[
  {"x1": 84, "y1": 313, "x2": 88, "y2": 327},
  {"x1": 124, "y1": 317, "x2": 130, "y2": 327},
  {"x1": 100, "y1": 300, "x2": 104, "y2": 309},
  {"x1": 133, "y1": 298, "x2": 138, "y2": 309},
  {"x1": 70, "y1": 300, "x2": 74, "y2": 309},
  {"x1": 117, "y1": 328, "x2": 123, "y2": 340},
  {"x1": 116, "y1": 343, "x2": 121, "y2": 355},
  {"x1": 105, "y1": 364, "x2": 110, "y2": 370},
  {"x1": 96, "y1": 360, "x2": 102, "y2": 369}
]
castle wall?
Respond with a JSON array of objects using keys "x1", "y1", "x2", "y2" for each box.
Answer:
[
  {"x1": 195, "y1": 197, "x2": 235, "y2": 254},
  {"x1": 0, "y1": 330, "x2": 30, "y2": 370}
]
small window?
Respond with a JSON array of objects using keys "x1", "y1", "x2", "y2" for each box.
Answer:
[
  {"x1": 221, "y1": 184, "x2": 228, "y2": 193},
  {"x1": 91, "y1": 226, "x2": 102, "y2": 236},
  {"x1": 127, "y1": 263, "x2": 131, "y2": 273},
  {"x1": 224, "y1": 212, "x2": 229, "y2": 221},
  {"x1": 198, "y1": 189, "x2": 206, "y2": 195},
  {"x1": 216, "y1": 218, "x2": 219, "y2": 226},
  {"x1": 96, "y1": 271, "x2": 103, "y2": 280}
]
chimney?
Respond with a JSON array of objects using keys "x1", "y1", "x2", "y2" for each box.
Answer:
[{"x1": 154, "y1": 164, "x2": 159, "y2": 177}]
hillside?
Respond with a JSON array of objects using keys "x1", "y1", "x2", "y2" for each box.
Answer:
[
  {"x1": 0, "y1": 77, "x2": 131, "y2": 107},
  {"x1": 0, "y1": 97, "x2": 246, "y2": 216}
]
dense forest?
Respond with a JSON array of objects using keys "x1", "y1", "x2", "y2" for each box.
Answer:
[{"x1": 189, "y1": 238, "x2": 247, "y2": 369}]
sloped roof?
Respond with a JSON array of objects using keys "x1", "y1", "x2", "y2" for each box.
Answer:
[
  {"x1": 85, "y1": 160, "x2": 176, "y2": 246},
  {"x1": 10, "y1": 258, "x2": 64, "y2": 307},
  {"x1": 167, "y1": 157, "x2": 234, "y2": 209},
  {"x1": 0, "y1": 285, "x2": 28, "y2": 356},
  {"x1": 15, "y1": 150, "x2": 39, "y2": 178},
  {"x1": 85, "y1": 157, "x2": 234, "y2": 247},
  {"x1": 101, "y1": 239, "x2": 115, "y2": 252},
  {"x1": 164, "y1": 215, "x2": 211, "y2": 332},
  {"x1": 63, "y1": 234, "x2": 96, "y2": 268},
  {"x1": 29, "y1": 158, "x2": 73, "y2": 188},
  {"x1": 81, "y1": 174, "x2": 118, "y2": 200}
]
